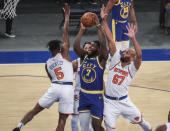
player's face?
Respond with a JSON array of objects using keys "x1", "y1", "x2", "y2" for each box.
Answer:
[
  {"x1": 89, "y1": 42, "x2": 98, "y2": 53},
  {"x1": 83, "y1": 43, "x2": 92, "y2": 54},
  {"x1": 120, "y1": 49, "x2": 135, "y2": 63}
]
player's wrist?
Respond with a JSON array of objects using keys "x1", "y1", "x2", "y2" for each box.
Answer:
[{"x1": 96, "y1": 23, "x2": 101, "y2": 28}]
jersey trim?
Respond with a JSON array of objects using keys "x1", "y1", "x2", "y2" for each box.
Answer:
[
  {"x1": 109, "y1": 61, "x2": 120, "y2": 71},
  {"x1": 79, "y1": 110, "x2": 90, "y2": 113},
  {"x1": 114, "y1": 19, "x2": 127, "y2": 23},
  {"x1": 115, "y1": 0, "x2": 121, "y2": 6},
  {"x1": 112, "y1": 19, "x2": 116, "y2": 42},
  {"x1": 97, "y1": 56, "x2": 104, "y2": 69},
  {"x1": 128, "y1": 67, "x2": 133, "y2": 79},
  {"x1": 91, "y1": 115, "x2": 101, "y2": 119},
  {"x1": 81, "y1": 88, "x2": 104, "y2": 94},
  {"x1": 115, "y1": 40, "x2": 130, "y2": 44}
]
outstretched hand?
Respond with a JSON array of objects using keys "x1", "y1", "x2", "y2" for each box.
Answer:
[
  {"x1": 63, "y1": 3, "x2": 70, "y2": 17},
  {"x1": 124, "y1": 23, "x2": 136, "y2": 39},
  {"x1": 100, "y1": 4, "x2": 108, "y2": 20}
]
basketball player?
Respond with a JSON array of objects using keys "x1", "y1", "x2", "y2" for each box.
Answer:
[
  {"x1": 100, "y1": 6, "x2": 152, "y2": 131},
  {"x1": 12, "y1": 3, "x2": 74, "y2": 131},
  {"x1": 105, "y1": 0, "x2": 138, "y2": 51},
  {"x1": 155, "y1": 110, "x2": 170, "y2": 131},
  {"x1": 71, "y1": 42, "x2": 93, "y2": 131},
  {"x1": 73, "y1": 14, "x2": 108, "y2": 131}
]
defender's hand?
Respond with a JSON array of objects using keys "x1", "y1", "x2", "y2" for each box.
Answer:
[
  {"x1": 63, "y1": 3, "x2": 70, "y2": 17},
  {"x1": 100, "y1": 4, "x2": 108, "y2": 20},
  {"x1": 124, "y1": 23, "x2": 136, "y2": 39}
]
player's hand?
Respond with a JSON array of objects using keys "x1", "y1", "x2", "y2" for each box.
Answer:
[
  {"x1": 100, "y1": 4, "x2": 108, "y2": 20},
  {"x1": 80, "y1": 22, "x2": 86, "y2": 30},
  {"x1": 63, "y1": 3, "x2": 70, "y2": 17},
  {"x1": 124, "y1": 23, "x2": 136, "y2": 39},
  {"x1": 74, "y1": 95, "x2": 79, "y2": 101}
]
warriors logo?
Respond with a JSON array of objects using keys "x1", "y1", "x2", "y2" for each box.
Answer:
[
  {"x1": 120, "y1": 5, "x2": 129, "y2": 19},
  {"x1": 81, "y1": 67, "x2": 96, "y2": 83}
]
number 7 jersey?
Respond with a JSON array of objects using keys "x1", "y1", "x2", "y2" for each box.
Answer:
[
  {"x1": 46, "y1": 53, "x2": 73, "y2": 83},
  {"x1": 106, "y1": 51, "x2": 137, "y2": 97}
]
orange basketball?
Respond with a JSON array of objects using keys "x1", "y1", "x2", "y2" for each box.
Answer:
[{"x1": 81, "y1": 12, "x2": 96, "y2": 27}]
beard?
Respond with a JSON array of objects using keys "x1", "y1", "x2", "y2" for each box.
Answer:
[
  {"x1": 120, "y1": 56, "x2": 130, "y2": 63},
  {"x1": 88, "y1": 50, "x2": 98, "y2": 58}
]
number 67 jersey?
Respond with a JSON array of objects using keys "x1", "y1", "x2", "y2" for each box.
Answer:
[
  {"x1": 46, "y1": 53, "x2": 73, "y2": 83},
  {"x1": 106, "y1": 51, "x2": 137, "y2": 98}
]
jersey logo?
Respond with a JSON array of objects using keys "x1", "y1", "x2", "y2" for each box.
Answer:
[
  {"x1": 54, "y1": 67, "x2": 64, "y2": 80},
  {"x1": 81, "y1": 67, "x2": 96, "y2": 83},
  {"x1": 120, "y1": 2, "x2": 131, "y2": 19}
]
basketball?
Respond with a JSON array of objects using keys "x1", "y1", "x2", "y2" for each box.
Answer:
[{"x1": 81, "y1": 12, "x2": 96, "y2": 27}]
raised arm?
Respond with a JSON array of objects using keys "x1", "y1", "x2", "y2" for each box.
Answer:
[
  {"x1": 73, "y1": 23, "x2": 86, "y2": 58},
  {"x1": 61, "y1": 3, "x2": 70, "y2": 60},
  {"x1": 129, "y1": 2, "x2": 138, "y2": 33},
  {"x1": 124, "y1": 23, "x2": 142, "y2": 69},
  {"x1": 101, "y1": 5, "x2": 116, "y2": 56},
  {"x1": 105, "y1": 0, "x2": 119, "y2": 19},
  {"x1": 94, "y1": 13, "x2": 108, "y2": 68}
]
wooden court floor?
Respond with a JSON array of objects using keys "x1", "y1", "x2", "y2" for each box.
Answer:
[{"x1": 0, "y1": 61, "x2": 170, "y2": 131}]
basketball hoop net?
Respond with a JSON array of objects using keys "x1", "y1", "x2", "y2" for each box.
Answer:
[{"x1": 0, "y1": 0, "x2": 20, "y2": 20}]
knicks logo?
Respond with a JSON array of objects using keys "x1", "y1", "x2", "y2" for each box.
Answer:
[
  {"x1": 81, "y1": 67, "x2": 96, "y2": 83},
  {"x1": 120, "y1": 5, "x2": 129, "y2": 19}
]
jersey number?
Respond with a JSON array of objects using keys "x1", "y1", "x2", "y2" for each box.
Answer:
[
  {"x1": 112, "y1": 74, "x2": 125, "y2": 85},
  {"x1": 86, "y1": 69, "x2": 91, "y2": 76},
  {"x1": 54, "y1": 67, "x2": 64, "y2": 80}
]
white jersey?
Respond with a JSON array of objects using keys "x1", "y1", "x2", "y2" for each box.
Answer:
[
  {"x1": 166, "y1": 123, "x2": 170, "y2": 131},
  {"x1": 46, "y1": 53, "x2": 73, "y2": 82},
  {"x1": 106, "y1": 51, "x2": 137, "y2": 97},
  {"x1": 74, "y1": 58, "x2": 81, "y2": 93}
]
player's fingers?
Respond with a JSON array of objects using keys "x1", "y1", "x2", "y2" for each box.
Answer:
[
  {"x1": 124, "y1": 33, "x2": 128, "y2": 36},
  {"x1": 63, "y1": 8, "x2": 65, "y2": 12},
  {"x1": 126, "y1": 25, "x2": 130, "y2": 32}
]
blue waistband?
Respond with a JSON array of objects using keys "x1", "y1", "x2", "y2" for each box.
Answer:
[
  {"x1": 105, "y1": 94, "x2": 127, "y2": 101},
  {"x1": 52, "y1": 81, "x2": 73, "y2": 85}
]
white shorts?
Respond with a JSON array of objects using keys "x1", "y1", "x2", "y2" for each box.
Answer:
[
  {"x1": 115, "y1": 41, "x2": 130, "y2": 51},
  {"x1": 39, "y1": 83, "x2": 74, "y2": 114},
  {"x1": 103, "y1": 96, "x2": 142, "y2": 129}
]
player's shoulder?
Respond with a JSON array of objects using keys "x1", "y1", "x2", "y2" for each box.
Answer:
[{"x1": 155, "y1": 124, "x2": 167, "y2": 131}]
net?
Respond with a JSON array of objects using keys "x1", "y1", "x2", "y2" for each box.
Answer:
[{"x1": 0, "y1": 0, "x2": 19, "y2": 20}]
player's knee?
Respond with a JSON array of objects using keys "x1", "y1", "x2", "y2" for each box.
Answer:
[{"x1": 92, "y1": 118, "x2": 103, "y2": 130}]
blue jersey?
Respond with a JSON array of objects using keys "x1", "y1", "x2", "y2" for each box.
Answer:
[
  {"x1": 80, "y1": 56, "x2": 104, "y2": 92},
  {"x1": 111, "y1": 0, "x2": 133, "y2": 22}
]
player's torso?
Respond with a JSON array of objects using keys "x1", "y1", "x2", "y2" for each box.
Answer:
[
  {"x1": 80, "y1": 56, "x2": 104, "y2": 91},
  {"x1": 75, "y1": 58, "x2": 81, "y2": 92},
  {"x1": 46, "y1": 53, "x2": 73, "y2": 82},
  {"x1": 106, "y1": 62, "x2": 133, "y2": 97},
  {"x1": 111, "y1": 0, "x2": 133, "y2": 21}
]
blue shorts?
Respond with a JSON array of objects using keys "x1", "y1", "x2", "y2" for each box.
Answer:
[
  {"x1": 78, "y1": 91, "x2": 104, "y2": 119},
  {"x1": 109, "y1": 19, "x2": 129, "y2": 42}
]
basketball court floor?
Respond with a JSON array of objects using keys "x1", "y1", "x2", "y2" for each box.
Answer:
[{"x1": 0, "y1": 61, "x2": 170, "y2": 131}]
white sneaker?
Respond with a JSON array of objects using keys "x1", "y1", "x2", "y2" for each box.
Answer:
[{"x1": 4, "y1": 33, "x2": 16, "y2": 38}]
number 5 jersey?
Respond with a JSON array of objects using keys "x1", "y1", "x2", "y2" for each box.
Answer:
[{"x1": 46, "y1": 53, "x2": 73, "y2": 83}]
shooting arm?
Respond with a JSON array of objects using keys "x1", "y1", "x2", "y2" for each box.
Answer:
[{"x1": 73, "y1": 24, "x2": 86, "y2": 57}]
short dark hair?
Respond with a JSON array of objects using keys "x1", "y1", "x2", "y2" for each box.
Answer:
[
  {"x1": 47, "y1": 40, "x2": 61, "y2": 52},
  {"x1": 92, "y1": 40, "x2": 100, "y2": 48},
  {"x1": 83, "y1": 41, "x2": 91, "y2": 48}
]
